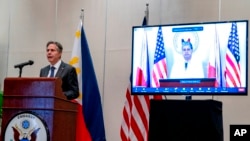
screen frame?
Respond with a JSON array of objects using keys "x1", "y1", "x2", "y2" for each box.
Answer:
[{"x1": 131, "y1": 20, "x2": 249, "y2": 96}]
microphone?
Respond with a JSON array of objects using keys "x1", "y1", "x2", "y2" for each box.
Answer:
[{"x1": 14, "y1": 60, "x2": 34, "y2": 68}]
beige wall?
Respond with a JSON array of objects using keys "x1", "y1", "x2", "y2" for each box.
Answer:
[{"x1": 0, "y1": 0, "x2": 249, "y2": 140}]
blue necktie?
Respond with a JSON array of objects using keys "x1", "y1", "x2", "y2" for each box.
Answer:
[{"x1": 50, "y1": 66, "x2": 55, "y2": 77}]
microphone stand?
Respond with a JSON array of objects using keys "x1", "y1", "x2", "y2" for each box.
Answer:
[
  {"x1": 14, "y1": 60, "x2": 34, "y2": 77},
  {"x1": 16, "y1": 66, "x2": 24, "y2": 77}
]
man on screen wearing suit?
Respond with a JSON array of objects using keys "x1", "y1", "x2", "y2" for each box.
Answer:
[
  {"x1": 170, "y1": 38, "x2": 205, "y2": 79},
  {"x1": 40, "y1": 41, "x2": 79, "y2": 100}
]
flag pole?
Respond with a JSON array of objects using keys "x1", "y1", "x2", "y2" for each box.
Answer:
[
  {"x1": 145, "y1": 3, "x2": 149, "y2": 25},
  {"x1": 80, "y1": 8, "x2": 84, "y2": 25}
]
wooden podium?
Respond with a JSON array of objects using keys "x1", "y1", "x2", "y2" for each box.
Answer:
[{"x1": 1, "y1": 77, "x2": 78, "y2": 141}]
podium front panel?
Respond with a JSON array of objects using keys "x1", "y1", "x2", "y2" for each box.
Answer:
[{"x1": 1, "y1": 77, "x2": 78, "y2": 141}]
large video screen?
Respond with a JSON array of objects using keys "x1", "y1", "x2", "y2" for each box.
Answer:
[{"x1": 131, "y1": 20, "x2": 248, "y2": 95}]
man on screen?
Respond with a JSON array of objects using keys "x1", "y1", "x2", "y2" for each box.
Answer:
[{"x1": 170, "y1": 38, "x2": 204, "y2": 79}]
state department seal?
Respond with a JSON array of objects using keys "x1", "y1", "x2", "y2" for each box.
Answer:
[
  {"x1": 173, "y1": 31, "x2": 199, "y2": 54},
  {"x1": 4, "y1": 111, "x2": 49, "y2": 141}
]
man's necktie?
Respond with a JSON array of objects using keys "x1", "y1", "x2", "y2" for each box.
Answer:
[
  {"x1": 50, "y1": 66, "x2": 55, "y2": 77},
  {"x1": 185, "y1": 62, "x2": 188, "y2": 70}
]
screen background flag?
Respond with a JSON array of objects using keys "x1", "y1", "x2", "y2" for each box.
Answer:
[
  {"x1": 151, "y1": 26, "x2": 167, "y2": 88},
  {"x1": 208, "y1": 25, "x2": 222, "y2": 87},
  {"x1": 225, "y1": 22, "x2": 241, "y2": 87}
]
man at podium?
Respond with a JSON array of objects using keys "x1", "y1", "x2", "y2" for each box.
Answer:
[{"x1": 40, "y1": 41, "x2": 79, "y2": 100}]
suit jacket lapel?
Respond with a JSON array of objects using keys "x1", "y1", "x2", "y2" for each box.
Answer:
[
  {"x1": 56, "y1": 62, "x2": 65, "y2": 77},
  {"x1": 43, "y1": 66, "x2": 50, "y2": 77}
]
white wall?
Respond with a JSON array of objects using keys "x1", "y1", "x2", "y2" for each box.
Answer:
[{"x1": 0, "y1": 0, "x2": 250, "y2": 140}]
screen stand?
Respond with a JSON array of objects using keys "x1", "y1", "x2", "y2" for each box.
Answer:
[{"x1": 185, "y1": 95, "x2": 192, "y2": 100}]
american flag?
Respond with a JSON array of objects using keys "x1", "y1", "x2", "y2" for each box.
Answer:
[
  {"x1": 120, "y1": 12, "x2": 165, "y2": 141},
  {"x1": 120, "y1": 15, "x2": 151, "y2": 141},
  {"x1": 152, "y1": 26, "x2": 167, "y2": 87},
  {"x1": 120, "y1": 83, "x2": 151, "y2": 141},
  {"x1": 225, "y1": 22, "x2": 241, "y2": 87}
]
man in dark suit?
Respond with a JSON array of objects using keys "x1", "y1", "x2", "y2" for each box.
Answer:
[{"x1": 40, "y1": 41, "x2": 79, "y2": 100}]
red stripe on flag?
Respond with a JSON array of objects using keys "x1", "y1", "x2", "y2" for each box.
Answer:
[
  {"x1": 152, "y1": 59, "x2": 167, "y2": 87},
  {"x1": 120, "y1": 88, "x2": 132, "y2": 141},
  {"x1": 225, "y1": 54, "x2": 241, "y2": 87},
  {"x1": 225, "y1": 68, "x2": 237, "y2": 87},
  {"x1": 136, "y1": 68, "x2": 146, "y2": 86},
  {"x1": 226, "y1": 54, "x2": 241, "y2": 81},
  {"x1": 120, "y1": 85, "x2": 163, "y2": 141},
  {"x1": 131, "y1": 113, "x2": 145, "y2": 140},
  {"x1": 120, "y1": 87, "x2": 151, "y2": 141},
  {"x1": 133, "y1": 95, "x2": 150, "y2": 130}
]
